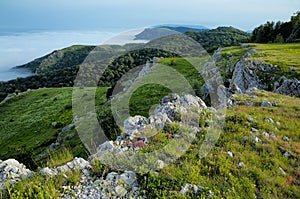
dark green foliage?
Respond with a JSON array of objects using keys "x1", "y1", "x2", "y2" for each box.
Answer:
[
  {"x1": 129, "y1": 84, "x2": 171, "y2": 117},
  {"x1": 96, "y1": 103, "x2": 121, "y2": 141},
  {"x1": 186, "y1": 27, "x2": 250, "y2": 52},
  {"x1": 251, "y1": 12, "x2": 300, "y2": 43},
  {"x1": 98, "y1": 49, "x2": 176, "y2": 87}
]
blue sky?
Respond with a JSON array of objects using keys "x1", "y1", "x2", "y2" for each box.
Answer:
[{"x1": 0, "y1": 0, "x2": 299, "y2": 32}]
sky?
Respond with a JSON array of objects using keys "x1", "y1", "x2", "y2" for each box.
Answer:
[
  {"x1": 0, "y1": 0, "x2": 299, "y2": 32},
  {"x1": 0, "y1": 0, "x2": 299, "y2": 76}
]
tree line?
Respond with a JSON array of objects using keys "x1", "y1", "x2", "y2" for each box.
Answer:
[{"x1": 251, "y1": 12, "x2": 300, "y2": 43}]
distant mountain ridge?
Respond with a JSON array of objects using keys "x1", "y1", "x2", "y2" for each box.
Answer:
[
  {"x1": 134, "y1": 25, "x2": 208, "y2": 40},
  {"x1": 134, "y1": 26, "x2": 250, "y2": 52}
]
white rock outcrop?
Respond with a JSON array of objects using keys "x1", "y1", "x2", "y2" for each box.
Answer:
[{"x1": 0, "y1": 159, "x2": 32, "y2": 190}]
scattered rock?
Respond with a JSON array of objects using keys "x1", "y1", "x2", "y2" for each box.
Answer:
[
  {"x1": 270, "y1": 133, "x2": 277, "y2": 141},
  {"x1": 264, "y1": 118, "x2": 274, "y2": 124},
  {"x1": 282, "y1": 136, "x2": 290, "y2": 142},
  {"x1": 251, "y1": 136, "x2": 262, "y2": 143},
  {"x1": 156, "y1": 160, "x2": 165, "y2": 169},
  {"x1": 40, "y1": 157, "x2": 91, "y2": 178},
  {"x1": 51, "y1": 121, "x2": 58, "y2": 127},
  {"x1": 262, "y1": 132, "x2": 270, "y2": 138},
  {"x1": 237, "y1": 162, "x2": 245, "y2": 167},
  {"x1": 251, "y1": 127, "x2": 259, "y2": 134},
  {"x1": 227, "y1": 151, "x2": 233, "y2": 158},
  {"x1": 247, "y1": 117, "x2": 255, "y2": 123},
  {"x1": 180, "y1": 94, "x2": 207, "y2": 109},
  {"x1": 283, "y1": 152, "x2": 291, "y2": 158},
  {"x1": 279, "y1": 167, "x2": 286, "y2": 175},
  {"x1": 229, "y1": 83, "x2": 243, "y2": 95},
  {"x1": 180, "y1": 183, "x2": 203, "y2": 195},
  {"x1": 261, "y1": 101, "x2": 272, "y2": 107}
]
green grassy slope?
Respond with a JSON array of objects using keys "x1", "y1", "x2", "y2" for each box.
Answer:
[
  {"x1": 0, "y1": 87, "x2": 108, "y2": 169},
  {"x1": 252, "y1": 43, "x2": 300, "y2": 78},
  {"x1": 139, "y1": 90, "x2": 300, "y2": 198},
  {"x1": 221, "y1": 43, "x2": 300, "y2": 77},
  {"x1": 0, "y1": 43, "x2": 299, "y2": 198}
]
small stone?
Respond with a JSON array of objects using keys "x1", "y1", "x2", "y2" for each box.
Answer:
[
  {"x1": 51, "y1": 122, "x2": 58, "y2": 127},
  {"x1": 251, "y1": 136, "x2": 262, "y2": 143},
  {"x1": 264, "y1": 118, "x2": 274, "y2": 124},
  {"x1": 237, "y1": 162, "x2": 245, "y2": 167},
  {"x1": 270, "y1": 133, "x2": 277, "y2": 140},
  {"x1": 283, "y1": 152, "x2": 291, "y2": 158},
  {"x1": 247, "y1": 117, "x2": 255, "y2": 123},
  {"x1": 261, "y1": 101, "x2": 272, "y2": 107},
  {"x1": 279, "y1": 167, "x2": 286, "y2": 175},
  {"x1": 251, "y1": 127, "x2": 259, "y2": 134},
  {"x1": 282, "y1": 136, "x2": 289, "y2": 142},
  {"x1": 180, "y1": 183, "x2": 201, "y2": 195},
  {"x1": 262, "y1": 132, "x2": 269, "y2": 138},
  {"x1": 227, "y1": 151, "x2": 233, "y2": 158}
]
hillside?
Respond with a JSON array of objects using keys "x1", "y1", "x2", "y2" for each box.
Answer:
[
  {"x1": 15, "y1": 45, "x2": 96, "y2": 73},
  {"x1": 186, "y1": 26, "x2": 251, "y2": 52},
  {"x1": 0, "y1": 41, "x2": 299, "y2": 198},
  {"x1": 135, "y1": 26, "x2": 250, "y2": 52},
  {"x1": 0, "y1": 45, "x2": 176, "y2": 102},
  {"x1": 134, "y1": 25, "x2": 208, "y2": 40},
  {"x1": 1, "y1": 88, "x2": 299, "y2": 198},
  {"x1": 0, "y1": 26, "x2": 251, "y2": 103}
]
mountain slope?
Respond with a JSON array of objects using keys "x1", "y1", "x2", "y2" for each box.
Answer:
[
  {"x1": 1, "y1": 89, "x2": 299, "y2": 198},
  {"x1": 134, "y1": 25, "x2": 208, "y2": 40},
  {"x1": 186, "y1": 26, "x2": 250, "y2": 52},
  {"x1": 15, "y1": 45, "x2": 95, "y2": 73}
]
